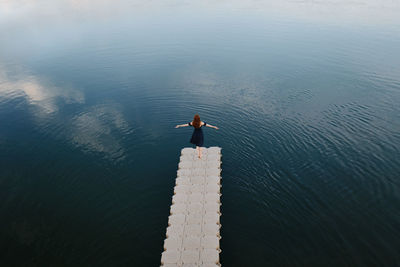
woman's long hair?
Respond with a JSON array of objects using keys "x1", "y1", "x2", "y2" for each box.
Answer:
[{"x1": 192, "y1": 114, "x2": 201, "y2": 128}]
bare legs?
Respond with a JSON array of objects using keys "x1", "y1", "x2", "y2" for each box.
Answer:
[{"x1": 196, "y1": 146, "x2": 202, "y2": 159}]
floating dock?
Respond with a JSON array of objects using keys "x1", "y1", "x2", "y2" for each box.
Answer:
[{"x1": 161, "y1": 147, "x2": 222, "y2": 267}]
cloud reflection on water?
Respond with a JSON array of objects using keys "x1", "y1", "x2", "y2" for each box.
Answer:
[
  {"x1": 0, "y1": 68, "x2": 84, "y2": 114},
  {"x1": 0, "y1": 67, "x2": 131, "y2": 161},
  {"x1": 69, "y1": 104, "x2": 131, "y2": 161}
]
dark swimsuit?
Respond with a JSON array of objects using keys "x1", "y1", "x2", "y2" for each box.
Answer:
[{"x1": 189, "y1": 122, "x2": 206, "y2": 147}]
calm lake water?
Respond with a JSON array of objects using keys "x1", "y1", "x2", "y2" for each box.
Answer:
[{"x1": 1, "y1": 1, "x2": 400, "y2": 266}]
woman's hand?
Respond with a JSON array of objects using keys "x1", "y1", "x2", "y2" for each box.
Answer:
[
  {"x1": 175, "y1": 125, "x2": 180, "y2": 128},
  {"x1": 214, "y1": 126, "x2": 219, "y2": 130}
]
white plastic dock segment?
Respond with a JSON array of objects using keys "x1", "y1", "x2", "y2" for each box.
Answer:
[{"x1": 161, "y1": 147, "x2": 222, "y2": 267}]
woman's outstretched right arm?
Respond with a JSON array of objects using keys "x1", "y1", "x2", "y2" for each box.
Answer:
[
  {"x1": 205, "y1": 123, "x2": 219, "y2": 130},
  {"x1": 175, "y1": 123, "x2": 190, "y2": 128}
]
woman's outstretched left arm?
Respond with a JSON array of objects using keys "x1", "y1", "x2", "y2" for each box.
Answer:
[
  {"x1": 206, "y1": 123, "x2": 219, "y2": 130},
  {"x1": 175, "y1": 123, "x2": 189, "y2": 128}
]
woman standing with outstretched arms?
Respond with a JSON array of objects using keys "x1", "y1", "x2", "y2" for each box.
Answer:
[{"x1": 175, "y1": 114, "x2": 219, "y2": 158}]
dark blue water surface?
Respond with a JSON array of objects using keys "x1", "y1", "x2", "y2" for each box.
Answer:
[{"x1": 1, "y1": 1, "x2": 400, "y2": 266}]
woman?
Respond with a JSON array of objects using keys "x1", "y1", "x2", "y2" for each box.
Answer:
[{"x1": 175, "y1": 114, "x2": 219, "y2": 158}]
